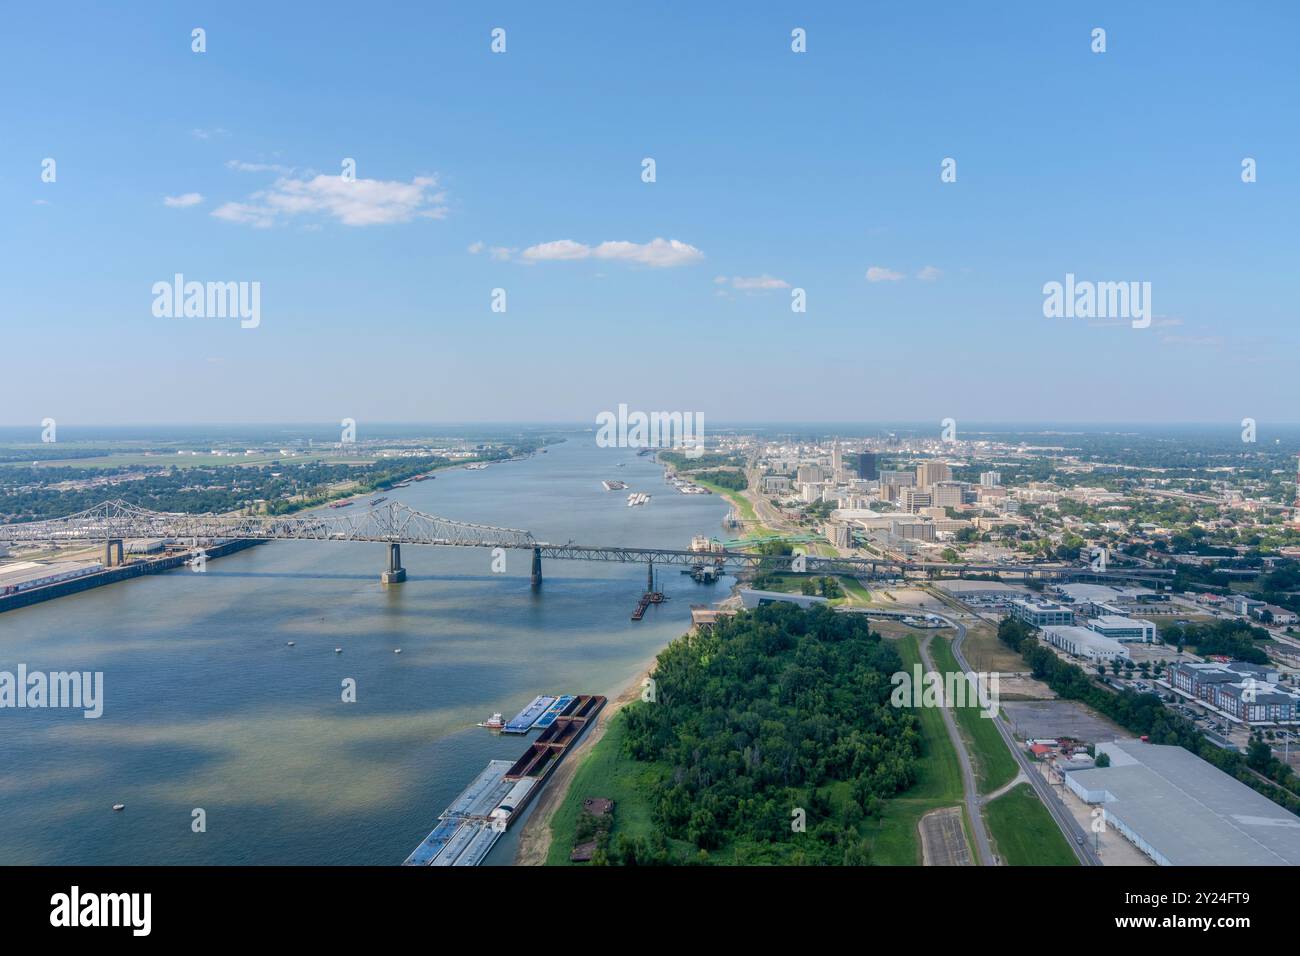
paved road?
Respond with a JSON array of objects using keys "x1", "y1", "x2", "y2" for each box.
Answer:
[
  {"x1": 948, "y1": 615, "x2": 1102, "y2": 866},
  {"x1": 868, "y1": 597, "x2": 1102, "y2": 866},
  {"x1": 916, "y1": 627, "x2": 996, "y2": 866}
]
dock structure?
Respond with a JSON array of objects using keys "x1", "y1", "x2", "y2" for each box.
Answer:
[
  {"x1": 502, "y1": 694, "x2": 557, "y2": 734},
  {"x1": 403, "y1": 694, "x2": 608, "y2": 866},
  {"x1": 631, "y1": 591, "x2": 666, "y2": 621}
]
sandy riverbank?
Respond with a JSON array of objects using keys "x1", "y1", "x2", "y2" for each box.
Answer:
[{"x1": 513, "y1": 657, "x2": 659, "y2": 866}]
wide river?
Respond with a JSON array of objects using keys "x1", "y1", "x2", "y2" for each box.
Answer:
[{"x1": 0, "y1": 436, "x2": 732, "y2": 864}]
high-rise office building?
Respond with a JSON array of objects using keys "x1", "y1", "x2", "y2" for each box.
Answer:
[
  {"x1": 932, "y1": 481, "x2": 964, "y2": 508},
  {"x1": 856, "y1": 452, "x2": 878, "y2": 480},
  {"x1": 980, "y1": 471, "x2": 1002, "y2": 487},
  {"x1": 899, "y1": 487, "x2": 933, "y2": 512},
  {"x1": 916, "y1": 460, "x2": 951, "y2": 488},
  {"x1": 880, "y1": 469, "x2": 915, "y2": 487},
  {"x1": 796, "y1": 463, "x2": 823, "y2": 485}
]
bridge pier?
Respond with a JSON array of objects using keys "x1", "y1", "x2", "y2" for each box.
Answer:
[
  {"x1": 647, "y1": 559, "x2": 654, "y2": 592},
  {"x1": 102, "y1": 538, "x2": 123, "y2": 568},
  {"x1": 530, "y1": 546, "x2": 543, "y2": 589},
  {"x1": 381, "y1": 542, "x2": 407, "y2": 584}
]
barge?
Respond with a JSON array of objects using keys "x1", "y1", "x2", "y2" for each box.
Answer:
[
  {"x1": 403, "y1": 694, "x2": 608, "y2": 866},
  {"x1": 501, "y1": 694, "x2": 557, "y2": 734}
]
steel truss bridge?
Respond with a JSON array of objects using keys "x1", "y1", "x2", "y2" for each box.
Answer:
[{"x1": 0, "y1": 499, "x2": 1176, "y2": 588}]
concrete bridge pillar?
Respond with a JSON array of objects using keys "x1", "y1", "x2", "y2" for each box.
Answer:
[
  {"x1": 647, "y1": 559, "x2": 654, "y2": 593},
  {"x1": 102, "y1": 538, "x2": 123, "y2": 567},
  {"x1": 530, "y1": 546, "x2": 543, "y2": 590},
  {"x1": 381, "y1": 542, "x2": 406, "y2": 584}
]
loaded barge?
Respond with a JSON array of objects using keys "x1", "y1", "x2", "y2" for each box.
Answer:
[{"x1": 402, "y1": 694, "x2": 607, "y2": 866}]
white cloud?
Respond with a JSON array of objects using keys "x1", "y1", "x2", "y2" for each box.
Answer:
[
  {"x1": 212, "y1": 174, "x2": 447, "y2": 228},
  {"x1": 467, "y1": 241, "x2": 518, "y2": 260},
  {"x1": 163, "y1": 192, "x2": 204, "y2": 208},
  {"x1": 728, "y1": 274, "x2": 785, "y2": 290},
  {"x1": 520, "y1": 238, "x2": 703, "y2": 268},
  {"x1": 225, "y1": 159, "x2": 296, "y2": 175},
  {"x1": 866, "y1": 266, "x2": 904, "y2": 283},
  {"x1": 915, "y1": 265, "x2": 942, "y2": 282},
  {"x1": 190, "y1": 128, "x2": 229, "y2": 140}
]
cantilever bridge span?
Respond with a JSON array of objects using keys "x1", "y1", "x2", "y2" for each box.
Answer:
[{"x1": 0, "y1": 500, "x2": 1175, "y2": 587}]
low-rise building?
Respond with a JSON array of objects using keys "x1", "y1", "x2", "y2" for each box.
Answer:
[
  {"x1": 1041, "y1": 625, "x2": 1130, "y2": 662},
  {"x1": 1011, "y1": 599, "x2": 1075, "y2": 628},
  {"x1": 1087, "y1": 614, "x2": 1158, "y2": 644},
  {"x1": 1064, "y1": 739, "x2": 1300, "y2": 865},
  {"x1": 0, "y1": 559, "x2": 104, "y2": 596}
]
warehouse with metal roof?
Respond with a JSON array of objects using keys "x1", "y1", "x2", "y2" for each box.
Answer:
[{"x1": 1065, "y1": 739, "x2": 1300, "y2": 865}]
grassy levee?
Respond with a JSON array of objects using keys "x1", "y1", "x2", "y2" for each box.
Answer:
[
  {"x1": 983, "y1": 783, "x2": 1079, "y2": 866},
  {"x1": 691, "y1": 478, "x2": 759, "y2": 524},
  {"x1": 543, "y1": 714, "x2": 667, "y2": 866},
  {"x1": 860, "y1": 635, "x2": 965, "y2": 864},
  {"x1": 929, "y1": 635, "x2": 1019, "y2": 795}
]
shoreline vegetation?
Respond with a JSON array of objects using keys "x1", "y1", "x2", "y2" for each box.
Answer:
[{"x1": 515, "y1": 657, "x2": 658, "y2": 866}]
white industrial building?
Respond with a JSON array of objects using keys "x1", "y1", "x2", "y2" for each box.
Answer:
[
  {"x1": 1011, "y1": 600, "x2": 1075, "y2": 628},
  {"x1": 737, "y1": 589, "x2": 829, "y2": 610},
  {"x1": 1065, "y1": 740, "x2": 1300, "y2": 865},
  {"x1": 1086, "y1": 615, "x2": 1158, "y2": 644},
  {"x1": 0, "y1": 560, "x2": 104, "y2": 596},
  {"x1": 1041, "y1": 625, "x2": 1130, "y2": 662}
]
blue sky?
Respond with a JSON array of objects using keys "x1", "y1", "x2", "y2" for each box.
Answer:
[{"x1": 2, "y1": 1, "x2": 1297, "y2": 426}]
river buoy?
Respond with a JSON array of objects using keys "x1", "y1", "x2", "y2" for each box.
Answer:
[{"x1": 112, "y1": 804, "x2": 125, "y2": 812}]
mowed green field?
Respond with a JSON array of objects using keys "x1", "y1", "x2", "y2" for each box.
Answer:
[
  {"x1": 692, "y1": 478, "x2": 758, "y2": 523},
  {"x1": 983, "y1": 784, "x2": 1079, "y2": 866},
  {"x1": 860, "y1": 634, "x2": 967, "y2": 864},
  {"x1": 928, "y1": 635, "x2": 1020, "y2": 795}
]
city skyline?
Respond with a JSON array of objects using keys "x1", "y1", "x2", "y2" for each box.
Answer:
[{"x1": 4, "y1": 3, "x2": 1298, "y2": 424}]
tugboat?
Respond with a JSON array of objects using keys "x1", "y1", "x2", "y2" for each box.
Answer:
[{"x1": 478, "y1": 712, "x2": 505, "y2": 730}]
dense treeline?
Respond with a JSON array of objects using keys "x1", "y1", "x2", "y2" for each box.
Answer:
[
  {"x1": 0, "y1": 454, "x2": 498, "y2": 522},
  {"x1": 999, "y1": 618, "x2": 1300, "y2": 814},
  {"x1": 1164, "y1": 619, "x2": 1272, "y2": 665},
  {"x1": 611, "y1": 603, "x2": 918, "y2": 865},
  {"x1": 690, "y1": 469, "x2": 747, "y2": 491},
  {"x1": 658, "y1": 451, "x2": 746, "y2": 472}
]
